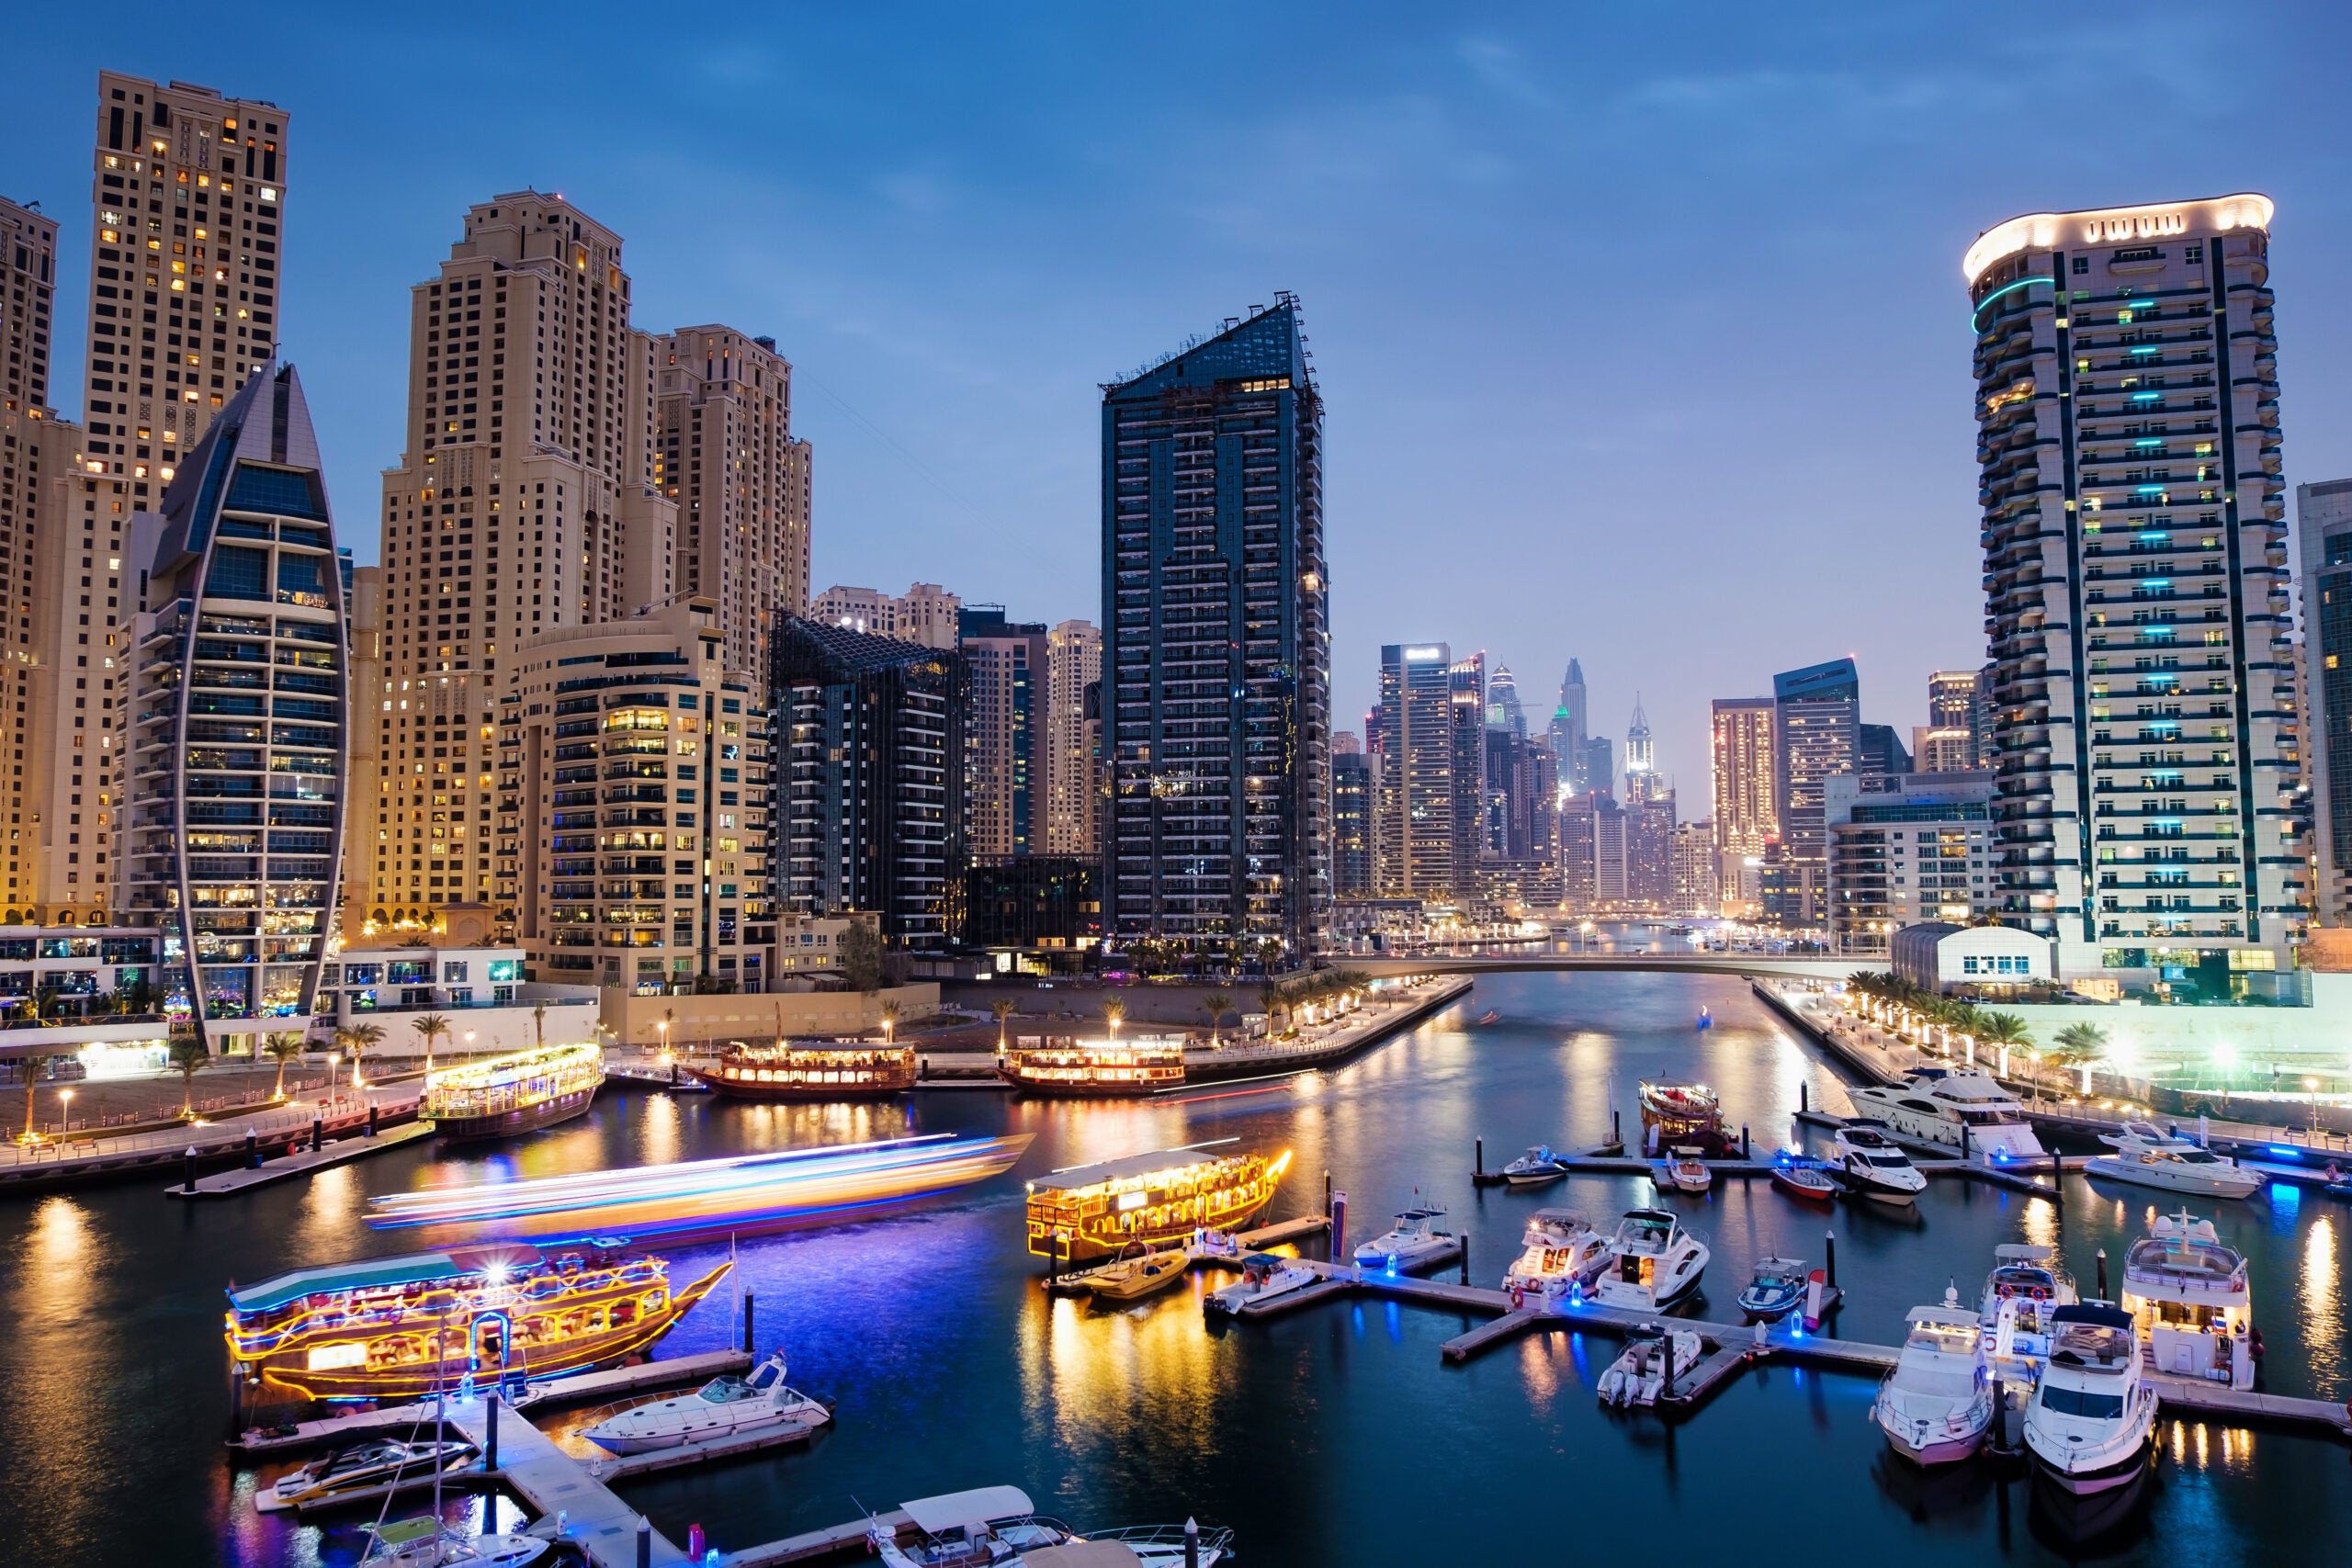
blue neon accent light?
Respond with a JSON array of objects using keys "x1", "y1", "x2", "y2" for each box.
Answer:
[
  {"x1": 2132, "y1": 391, "x2": 2161, "y2": 401},
  {"x1": 1971, "y1": 276, "x2": 2054, "y2": 327}
]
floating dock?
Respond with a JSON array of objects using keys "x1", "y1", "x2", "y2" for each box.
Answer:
[
  {"x1": 448, "y1": 1397, "x2": 688, "y2": 1568},
  {"x1": 170, "y1": 1120, "x2": 434, "y2": 1199}
]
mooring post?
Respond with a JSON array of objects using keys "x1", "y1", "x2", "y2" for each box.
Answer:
[
  {"x1": 1612, "y1": 1107, "x2": 1623, "y2": 1145},
  {"x1": 1990, "y1": 1372, "x2": 2009, "y2": 1450},
  {"x1": 1184, "y1": 1517, "x2": 1200, "y2": 1568},
  {"x1": 2096, "y1": 1247, "x2": 2109, "y2": 1301},
  {"x1": 1460, "y1": 1231, "x2": 1470, "y2": 1286},
  {"x1": 636, "y1": 1517, "x2": 652, "y2": 1568},
  {"x1": 1330, "y1": 1192, "x2": 1348, "y2": 1266},
  {"x1": 1824, "y1": 1231, "x2": 1838, "y2": 1291},
  {"x1": 310, "y1": 1115, "x2": 323, "y2": 1155},
  {"x1": 1322, "y1": 1168, "x2": 1332, "y2": 1215},
  {"x1": 184, "y1": 1145, "x2": 198, "y2": 1194},
  {"x1": 367, "y1": 1102, "x2": 379, "y2": 1137},
  {"x1": 742, "y1": 1290, "x2": 755, "y2": 1354},
  {"x1": 485, "y1": 1392, "x2": 500, "y2": 1472},
  {"x1": 1475, "y1": 1137, "x2": 1483, "y2": 1178},
  {"x1": 245, "y1": 1128, "x2": 259, "y2": 1169},
  {"x1": 1961, "y1": 1120, "x2": 1972, "y2": 1161},
  {"x1": 1800, "y1": 1082, "x2": 1809, "y2": 1114},
  {"x1": 1741, "y1": 1124, "x2": 1750, "y2": 1161}
]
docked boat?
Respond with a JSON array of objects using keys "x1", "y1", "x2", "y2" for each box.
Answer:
[
  {"x1": 1979, "y1": 1243, "x2": 2076, "y2": 1375},
  {"x1": 1501, "y1": 1209, "x2": 1611, "y2": 1296},
  {"x1": 1735, "y1": 1257, "x2": 1809, "y2": 1323},
  {"x1": 1594, "y1": 1208, "x2": 1710, "y2": 1311},
  {"x1": 1652, "y1": 1148, "x2": 1713, "y2": 1194},
  {"x1": 582, "y1": 1351, "x2": 832, "y2": 1454},
  {"x1": 227, "y1": 1243, "x2": 730, "y2": 1401},
  {"x1": 1204, "y1": 1252, "x2": 1319, "y2": 1316},
  {"x1": 257, "y1": 1437, "x2": 478, "y2": 1513},
  {"x1": 1087, "y1": 1243, "x2": 1198, "y2": 1303},
  {"x1": 2120, "y1": 1210, "x2": 2256, "y2": 1389},
  {"x1": 1000, "y1": 1037, "x2": 1186, "y2": 1097},
  {"x1": 1026, "y1": 1145, "x2": 1291, "y2": 1266},
  {"x1": 1596, "y1": 1323, "x2": 1702, "y2": 1407},
  {"x1": 1847, "y1": 1067, "x2": 2047, "y2": 1160},
  {"x1": 2023, "y1": 1304, "x2": 2158, "y2": 1495},
  {"x1": 868, "y1": 1486, "x2": 1234, "y2": 1568},
  {"x1": 1502, "y1": 1144, "x2": 1569, "y2": 1186},
  {"x1": 1353, "y1": 1204, "x2": 1460, "y2": 1272},
  {"x1": 1638, "y1": 1078, "x2": 1736, "y2": 1157},
  {"x1": 2086, "y1": 1122, "x2": 2262, "y2": 1200},
  {"x1": 1770, "y1": 1156, "x2": 1842, "y2": 1203},
  {"x1": 424, "y1": 1042, "x2": 605, "y2": 1142},
  {"x1": 360, "y1": 1517, "x2": 549, "y2": 1567},
  {"x1": 686, "y1": 1040, "x2": 916, "y2": 1101},
  {"x1": 1872, "y1": 1301, "x2": 1994, "y2": 1466},
  {"x1": 1834, "y1": 1122, "x2": 1928, "y2": 1206}
]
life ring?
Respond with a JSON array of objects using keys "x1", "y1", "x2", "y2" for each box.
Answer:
[{"x1": 2032, "y1": 1286, "x2": 2047, "y2": 1300}]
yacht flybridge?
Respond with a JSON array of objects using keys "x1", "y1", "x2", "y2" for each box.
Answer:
[
  {"x1": 1847, "y1": 1067, "x2": 2047, "y2": 1160},
  {"x1": 2120, "y1": 1210, "x2": 2256, "y2": 1389}
]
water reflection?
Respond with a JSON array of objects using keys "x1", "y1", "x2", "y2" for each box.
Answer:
[{"x1": 2302, "y1": 1214, "x2": 2342, "y2": 1392}]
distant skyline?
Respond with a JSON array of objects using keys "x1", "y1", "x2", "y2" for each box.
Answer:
[{"x1": 14, "y1": 3, "x2": 2352, "y2": 785}]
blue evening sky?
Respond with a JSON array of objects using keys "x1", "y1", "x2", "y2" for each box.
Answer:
[{"x1": 14, "y1": 5, "x2": 2352, "y2": 788}]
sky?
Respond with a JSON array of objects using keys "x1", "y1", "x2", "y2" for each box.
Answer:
[{"x1": 14, "y1": 4, "x2": 2352, "y2": 791}]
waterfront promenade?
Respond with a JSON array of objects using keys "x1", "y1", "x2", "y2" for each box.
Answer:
[{"x1": 0, "y1": 1082, "x2": 422, "y2": 1190}]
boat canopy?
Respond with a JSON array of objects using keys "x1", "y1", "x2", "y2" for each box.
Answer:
[
  {"x1": 901, "y1": 1485, "x2": 1036, "y2": 1535},
  {"x1": 2051, "y1": 1303, "x2": 2134, "y2": 1330},
  {"x1": 227, "y1": 1245, "x2": 543, "y2": 1313},
  {"x1": 1029, "y1": 1145, "x2": 1241, "y2": 1191}
]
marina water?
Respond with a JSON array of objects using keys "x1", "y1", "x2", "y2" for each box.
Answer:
[{"x1": 2, "y1": 972, "x2": 2345, "y2": 1565}]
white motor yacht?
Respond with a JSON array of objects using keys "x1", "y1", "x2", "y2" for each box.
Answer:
[
  {"x1": 1834, "y1": 1122, "x2": 1928, "y2": 1206},
  {"x1": 1652, "y1": 1148, "x2": 1713, "y2": 1194},
  {"x1": 1593, "y1": 1208, "x2": 1710, "y2": 1311},
  {"x1": 2086, "y1": 1122, "x2": 2262, "y2": 1200},
  {"x1": 1979, "y1": 1243, "x2": 2077, "y2": 1374},
  {"x1": 1353, "y1": 1204, "x2": 1460, "y2": 1273},
  {"x1": 869, "y1": 1485, "x2": 1234, "y2": 1568},
  {"x1": 1848, "y1": 1067, "x2": 2047, "y2": 1160},
  {"x1": 361, "y1": 1517, "x2": 549, "y2": 1568},
  {"x1": 1872, "y1": 1298, "x2": 1994, "y2": 1466},
  {"x1": 1501, "y1": 1209, "x2": 1611, "y2": 1297},
  {"x1": 1595, "y1": 1323, "x2": 1702, "y2": 1407},
  {"x1": 2024, "y1": 1304, "x2": 2158, "y2": 1495},
  {"x1": 258, "y1": 1437, "x2": 478, "y2": 1513},
  {"x1": 1204, "y1": 1252, "x2": 1320, "y2": 1316},
  {"x1": 582, "y1": 1352, "x2": 832, "y2": 1454},
  {"x1": 2120, "y1": 1210, "x2": 2256, "y2": 1389},
  {"x1": 1503, "y1": 1145, "x2": 1569, "y2": 1186}
]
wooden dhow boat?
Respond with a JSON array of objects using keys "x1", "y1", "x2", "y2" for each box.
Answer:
[
  {"x1": 424, "y1": 1042, "x2": 605, "y2": 1142},
  {"x1": 686, "y1": 1040, "x2": 917, "y2": 1101}
]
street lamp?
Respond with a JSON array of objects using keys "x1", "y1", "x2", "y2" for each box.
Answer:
[
  {"x1": 656, "y1": 1018, "x2": 670, "y2": 1064},
  {"x1": 327, "y1": 1050, "x2": 342, "y2": 1097},
  {"x1": 57, "y1": 1088, "x2": 72, "y2": 1142}
]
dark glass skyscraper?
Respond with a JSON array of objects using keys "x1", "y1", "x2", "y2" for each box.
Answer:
[{"x1": 1101, "y1": 299, "x2": 1329, "y2": 958}]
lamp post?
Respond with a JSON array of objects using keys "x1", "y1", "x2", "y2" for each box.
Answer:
[
  {"x1": 327, "y1": 1050, "x2": 341, "y2": 1098},
  {"x1": 656, "y1": 1018, "x2": 670, "y2": 1065},
  {"x1": 57, "y1": 1088, "x2": 72, "y2": 1142}
]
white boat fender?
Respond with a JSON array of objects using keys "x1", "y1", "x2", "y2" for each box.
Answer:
[{"x1": 1804, "y1": 1273, "x2": 1824, "y2": 1326}]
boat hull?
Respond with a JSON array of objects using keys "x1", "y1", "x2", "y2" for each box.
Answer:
[
  {"x1": 1882, "y1": 1421, "x2": 1988, "y2": 1468},
  {"x1": 1355, "y1": 1237, "x2": 1459, "y2": 1273},
  {"x1": 684, "y1": 1067, "x2": 912, "y2": 1101},
  {"x1": 2083, "y1": 1158, "x2": 2261, "y2": 1200},
  {"x1": 1504, "y1": 1167, "x2": 1566, "y2": 1187},
  {"x1": 589, "y1": 1404, "x2": 820, "y2": 1455},
  {"x1": 999, "y1": 1070, "x2": 1184, "y2": 1098},
  {"x1": 1771, "y1": 1169, "x2": 1839, "y2": 1203},
  {"x1": 1090, "y1": 1255, "x2": 1195, "y2": 1302},
  {"x1": 2030, "y1": 1430, "x2": 2154, "y2": 1495},
  {"x1": 432, "y1": 1085, "x2": 600, "y2": 1142}
]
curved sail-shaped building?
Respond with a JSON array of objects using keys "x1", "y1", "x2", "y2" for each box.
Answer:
[{"x1": 124, "y1": 363, "x2": 347, "y2": 1037}]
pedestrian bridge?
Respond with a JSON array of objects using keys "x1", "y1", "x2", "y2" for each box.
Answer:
[{"x1": 1339, "y1": 952, "x2": 1855, "y2": 982}]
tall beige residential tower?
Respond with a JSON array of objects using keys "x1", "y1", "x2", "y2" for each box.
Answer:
[
  {"x1": 1708, "y1": 696, "x2": 1776, "y2": 912},
  {"x1": 654, "y1": 327, "x2": 811, "y2": 676},
  {"x1": 1969, "y1": 196, "x2": 2304, "y2": 985},
  {"x1": 1046, "y1": 619, "x2": 1101, "y2": 857},
  {"x1": 352, "y1": 193, "x2": 674, "y2": 934}
]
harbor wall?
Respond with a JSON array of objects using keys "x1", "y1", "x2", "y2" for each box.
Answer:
[{"x1": 599, "y1": 983, "x2": 942, "y2": 1049}]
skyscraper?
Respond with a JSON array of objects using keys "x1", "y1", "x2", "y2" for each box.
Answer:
[
  {"x1": 1623, "y1": 695, "x2": 1662, "y2": 803},
  {"x1": 1101, "y1": 299, "x2": 1329, "y2": 957},
  {"x1": 1928, "y1": 669, "x2": 1992, "y2": 769},
  {"x1": 654, "y1": 327, "x2": 812, "y2": 677},
  {"x1": 122, "y1": 363, "x2": 346, "y2": 1036},
  {"x1": 2300, "y1": 479, "x2": 2352, "y2": 927},
  {"x1": 1486, "y1": 663, "x2": 1526, "y2": 738},
  {"x1": 368, "y1": 193, "x2": 674, "y2": 933},
  {"x1": 1858, "y1": 723, "x2": 1912, "y2": 779},
  {"x1": 1549, "y1": 658, "x2": 1589, "y2": 787},
  {"x1": 959, "y1": 605, "x2": 1048, "y2": 863},
  {"x1": 1045, "y1": 619, "x2": 1102, "y2": 858},
  {"x1": 1770, "y1": 657, "x2": 1860, "y2": 928},
  {"x1": 1448, "y1": 652, "x2": 1487, "y2": 891},
  {"x1": 1710, "y1": 696, "x2": 1777, "y2": 912},
  {"x1": 1376, "y1": 643, "x2": 1454, "y2": 897},
  {"x1": 1970, "y1": 196, "x2": 2303, "y2": 982},
  {"x1": 809, "y1": 581, "x2": 961, "y2": 649},
  {"x1": 1331, "y1": 748, "x2": 1374, "y2": 897}
]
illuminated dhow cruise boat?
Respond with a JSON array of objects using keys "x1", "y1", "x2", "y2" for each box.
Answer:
[
  {"x1": 424, "y1": 1042, "x2": 605, "y2": 1141},
  {"x1": 1000, "y1": 1036, "x2": 1186, "y2": 1097},
  {"x1": 226, "y1": 1243, "x2": 729, "y2": 1401},
  {"x1": 686, "y1": 1040, "x2": 917, "y2": 1101},
  {"x1": 1026, "y1": 1142, "x2": 1292, "y2": 1266}
]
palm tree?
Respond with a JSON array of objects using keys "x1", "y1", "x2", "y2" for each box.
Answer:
[
  {"x1": 167, "y1": 1034, "x2": 212, "y2": 1118},
  {"x1": 878, "y1": 998, "x2": 902, "y2": 1045},
  {"x1": 990, "y1": 996, "x2": 1019, "y2": 1052},
  {"x1": 410, "y1": 1012, "x2": 451, "y2": 1078},
  {"x1": 1257, "y1": 981, "x2": 1283, "y2": 1031},
  {"x1": 1975, "y1": 1011, "x2": 2031, "y2": 1052},
  {"x1": 2045, "y1": 1021, "x2": 2108, "y2": 1087},
  {"x1": 335, "y1": 1021, "x2": 386, "y2": 1089},
  {"x1": 1101, "y1": 996, "x2": 1126, "y2": 1038},
  {"x1": 1200, "y1": 991, "x2": 1231, "y2": 1047},
  {"x1": 263, "y1": 1031, "x2": 308, "y2": 1100},
  {"x1": 533, "y1": 998, "x2": 548, "y2": 1051},
  {"x1": 17, "y1": 1053, "x2": 50, "y2": 1144}
]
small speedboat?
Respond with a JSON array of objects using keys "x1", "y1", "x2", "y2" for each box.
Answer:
[
  {"x1": 1503, "y1": 1145, "x2": 1569, "y2": 1186},
  {"x1": 259, "y1": 1437, "x2": 478, "y2": 1512},
  {"x1": 1088, "y1": 1243, "x2": 1196, "y2": 1303},
  {"x1": 1204, "y1": 1252, "x2": 1319, "y2": 1316},
  {"x1": 1353, "y1": 1204, "x2": 1460, "y2": 1273},
  {"x1": 582, "y1": 1352, "x2": 831, "y2": 1454},
  {"x1": 1476, "y1": 1010, "x2": 1502, "y2": 1026},
  {"x1": 1594, "y1": 1209, "x2": 1711, "y2": 1311},
  {"x1": 2086, "y1": 1122, "x2": 2262, "y2": 1200},
  {"x1": 1596, "y1": 1323, "x2": 1702, "y2": 1407},
  {"x1": 362, "y1": 1517, "x2": 549, "y2": 1568},
  {"x1": 870, "y1": 1485, "x2": 1235, "y2": 1568},
  {"x1": 1874, "y1": 1296, "x2": 1994, "y2": 1467},
  {"x1": 1770, "y1": 1156, "x2": 1841, "y2": 1204},
  {"x1": 1502, "y1": 1209, "x2": 1611, "y2": 1297},
  {"x1": 1652, "y1": 1148, "x2": 1713, "y2": 1194},
  {"x1": 1736, "y1": 1256, "x2": 1808, "y2": 1323},
  {"x1": 1835, "y1": 1122, "x2": 1927, "y2": 1206}
]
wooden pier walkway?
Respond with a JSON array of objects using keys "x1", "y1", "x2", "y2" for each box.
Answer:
[
  {"x1": 170, "y1": 1120, "x2": 433, "y2": 1198},
  {"x1": 449, "y1": 1398, "x2": 688, "y2": 1568}
]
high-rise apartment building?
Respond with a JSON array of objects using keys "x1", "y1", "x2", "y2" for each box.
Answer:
[
  {"x1": 360, "y1": 193, "x2": 674, "y2": 933},
  {"x1": 1859, "y1": 723, "x2": 1912, "y2": 779},
  {"x1": 1623, "y1": 696, "x2": 1662, "y2": 803},
  {"x1": 502, "y1": 601, "x2": 770, "y2": 992},
  {"x1": 1928, "y1": 668, "x2": 1992, "y2": 768},
  {"x1": 1448, "y1": 653, "x2": 1486, "y2": 892},
  {"x1": 1487, "y1": 664, "x2": 1526, "y2": 738},
  {"x1": 773, "y1": 618, "x2": 968, "y2": 951},
  {"x1": 1101, "y1": 299, "x2": 1329, "y2": 956},
  {"x1": 1, "y1": 197, "x2": 57, "y2": 414},
  {"x1": 1376, "y1": 643, "x2": 1454, "y2": 897},
  {"x1": 1331, "y1": 748, "x2": 1374, "y2": 898},
  {"x1": 654, "y1": 327, "x2": 811, "y2": 676},
  {"x1": 1710, "y1": 696, "x2": 1777, "y2": 910},
  {"x1": 1550, "y1": 658, "x2": 1589, "y2": 784},
  {"x1": 809, "y1": 581, "x2": 961, "y2": 649},
  {"x1": 2299, "y1": 479, "x2": 2352, "y2": 927},
  {"x1": 122, "y1": 364, "x2": 346, "y2": 1035},
  {"x1": 960, "y1": 606, "x2": 1048, "y2": 863},
  {"x1": 1826, "y1": 772, "x2": 1996, "y2": 957},
  {"x1": 1560, "y1": 791, "x2": 1627, "y2": 907},
  {"x1": 1627, "y1": 795, "x2": 1675, "y2": 907},
  {"x1": 1970, "y1": 196, "x2": 2303, "y2": 983},
  {"x1": 1770, "y1": 657, "x2": 1860, "y2": 927},
  {"x1": 1045, "y1": 619, "x2": 1102, "y2": 859},
  {"x1": 1912, "y1": 728, "x2": 1978, "y2": 774},
  {"x1": 1669, "y1": 820, "x2": 1718, "y2": 916}
]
